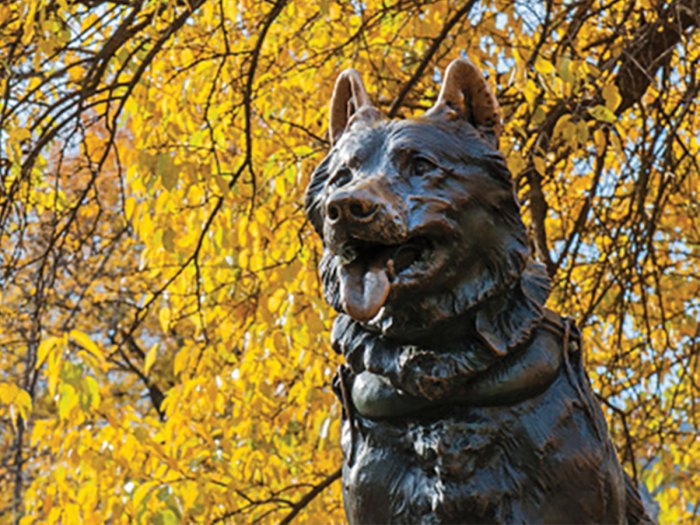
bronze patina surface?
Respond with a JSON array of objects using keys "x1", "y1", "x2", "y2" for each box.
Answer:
[{"x1": 305, "y1": 57, "x2": 653, "y2": 524}]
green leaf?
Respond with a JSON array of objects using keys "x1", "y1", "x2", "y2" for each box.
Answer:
[
  {"x1": 156, "y1": 153, "x2": 177, "y2": 191},
  {"x1": 558, "y1": 55, "x2": 573, "y2": 84},
  {"x1": 162, "y1": 226, "x2": 176, "y2": 253},
  {"x1": 80, "y1": 375, "x2": 101, "y2": 411},
  {"x1": 588, "y1": 105, "x2": 616, "y2": 124},
  {"x1": 58, "y1": 384, "x2": 78, "y2": 419},
  {"x1": 153, "y1": 509, "x2": 178, "y2": 525}
]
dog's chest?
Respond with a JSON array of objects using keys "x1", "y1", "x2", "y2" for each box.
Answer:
[{"x1": 341, "y1": 367, "x2": 626, "y2": 524}]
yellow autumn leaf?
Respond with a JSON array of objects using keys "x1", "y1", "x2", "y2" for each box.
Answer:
[
  {"x1": 173, "y1": 350, "x2": 189, "y2": 377},
  {"x1": 267, "y1": 288, "x2": 287, "y2": 313},
  {"x1": 602, "y1": 83, "x2": 622, "y2": 112},
  {"x1": 70, "y1": 330, "x2": 102, "y2": 360},
  {"x1": 0, "y1": 383, "x2": 12, "y2": 405},
  {"x1": 46, "y1": 335, "x2": 67, "y2": 397},
  {"x1": 36, "y1": 336, "x2": 60, "y2": 369},
  {"x1": 523, "y1": 79, "x2": 538, "y2": 106},
  {"x1": 593, "y1": 128, "x2": 607, "y2": 154},
  {"x1": 534, "y1": 57, "x2": 555, "y2": 76},
  {"x1": 144, "y1": 343, "x2": 158, "y2": 375},
  {"x1": 15, "y1": 389, "x2": 32, "y2": 421},
  {"x1": 532, "y1": 155, "x2": 547, "y2": 175},
  {"x1": 132, "y1": 481, "x2": 158, "y2": 509}
]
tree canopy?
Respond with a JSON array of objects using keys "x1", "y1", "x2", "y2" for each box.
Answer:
[{"x1": 0, "y1": 0, "x2": 698, "y2": 523}]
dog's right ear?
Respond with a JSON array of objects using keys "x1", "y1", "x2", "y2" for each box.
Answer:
[
  {"x1": 329, "y1": 69, "x2": 379, "y2": 145},
  {"x1": 426, "y1": 58, "x2": 502, "y2": 147}
]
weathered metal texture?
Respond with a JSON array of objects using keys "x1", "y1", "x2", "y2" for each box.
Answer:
[{"x1": 305, "y1": 57, "x2": 652, "y2": 525}]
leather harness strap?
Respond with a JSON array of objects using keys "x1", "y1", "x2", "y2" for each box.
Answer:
[
  {"x1": 335, "y1": 364, "x2": 357, "y2": 467},
  {"x1": 548, "y1": 311, "x2": 606, "y2": 442}
]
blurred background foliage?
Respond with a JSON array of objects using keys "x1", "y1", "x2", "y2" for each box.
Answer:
[{"x1": 0, "y1": 0, "x2": 698, "y2": 522}]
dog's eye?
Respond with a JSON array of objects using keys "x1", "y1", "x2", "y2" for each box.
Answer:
[
  {"x1": 412, "y1": 157, "x2": 437, "y2": 177},
  {"x1": 329, "y1": 167, "x2": 352, "y2": 187}
]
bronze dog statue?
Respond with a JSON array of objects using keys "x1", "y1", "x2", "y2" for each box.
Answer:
[{"x1": 305, "y1": 57, "x2": 653, "y2": 524}]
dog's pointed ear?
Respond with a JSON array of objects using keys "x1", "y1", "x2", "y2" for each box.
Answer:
[
  {"x1": 427, "y1": 58, "x2": 502, "y2": 146},
  {"x1": 329, "y1": 69, "x2": 378, "y2": 145}
]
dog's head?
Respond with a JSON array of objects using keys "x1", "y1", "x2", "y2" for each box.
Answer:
[{"x1": 306, "y1": 58, "x2": 546, "y2": 343}]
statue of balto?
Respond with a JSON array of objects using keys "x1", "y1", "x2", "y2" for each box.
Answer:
[{"x1": 305, "y1": 56, "x2": 654, "y2": 524}]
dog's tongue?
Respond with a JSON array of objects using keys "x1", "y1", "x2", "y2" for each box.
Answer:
[{"x1": 339, "y1": 258, "x2": 390, "y2": 322}]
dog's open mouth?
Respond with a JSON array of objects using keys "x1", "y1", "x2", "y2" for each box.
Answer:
[{"x1": 337, "y1": 237, "x2": 433, "y2": 322}]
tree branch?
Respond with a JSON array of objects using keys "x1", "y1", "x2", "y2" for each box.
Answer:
[
  {"x1": 610, "y1": 0, "x2": 698, "y2": 112},
  {"x1": 278, "y1": 468, "x2": 342, "y2": 525},
  {"x1": 388, "y1": 0, "x2": 478, "y2": 117},
  {"x1": 524, "y1": 0, "x2": 698, "y2": 277}
]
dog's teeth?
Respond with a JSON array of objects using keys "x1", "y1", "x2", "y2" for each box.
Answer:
[
  {"x1": 393, "y1": 245, "x2": 422, "y2": 272},
  {"x1": 338, "y1": 245, "x2": 358, "y2": 264},
  {"x1": 387, "y1": 259, "x2": 396, "y2": 278}
]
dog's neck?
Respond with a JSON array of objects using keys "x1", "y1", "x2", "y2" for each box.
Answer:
[
  {"x1": 472, "y1": 259, "x2": 551, "y2": 355},
  {"x1": 332, "y1": 259, "x2": 551, "y2": 379}
]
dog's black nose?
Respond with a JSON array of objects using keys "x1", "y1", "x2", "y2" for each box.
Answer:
[{"x1": 326, "y1": 190, "x2": 379, "y2": 224}]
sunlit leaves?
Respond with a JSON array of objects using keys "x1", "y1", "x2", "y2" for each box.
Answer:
[{"x1": 0, "y1": 383, "x2": 32, "y2": 427}]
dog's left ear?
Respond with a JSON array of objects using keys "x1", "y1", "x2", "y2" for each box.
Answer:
[{"x1": 427, "y1": 57, "x2": 502, "y2": 147}]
